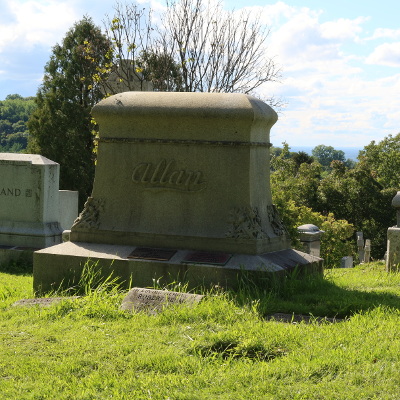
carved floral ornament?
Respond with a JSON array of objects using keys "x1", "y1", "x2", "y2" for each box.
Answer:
[
  {"x1": 225, "y1": 205, "x2": 287, "y2": 240},
  {"x1": 72, "y1": 197, "x2": 105, "y2": 230}
]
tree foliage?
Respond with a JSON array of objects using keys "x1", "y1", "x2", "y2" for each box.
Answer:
[
  {"x1": 312, "y1": 144, "x2": 346, "y2": 169},
  {"x1": 0, "y1": 94, "x2": 36, "y2": 152},
  {"x1": 358, "y1": 133, "x2": 400, "y2": 189},
  {"x1": 27, "y1": 17, "x2": 113, "y2": 207},
  {"x1": 271, "y1": 143, "x2": 395, "y2": 262}
]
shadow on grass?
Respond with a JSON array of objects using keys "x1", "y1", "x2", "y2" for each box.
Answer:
[
  {"x1": 0, "y1": 260, "x2": 33, "y2": 276},
  {"x1": 231, "y1": 265, "x2": 400, "y2": 319}
]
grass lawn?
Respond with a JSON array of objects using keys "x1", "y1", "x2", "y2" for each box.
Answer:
[{"x1": 1, "y1": 262, "x2": 400, "y2": 399}]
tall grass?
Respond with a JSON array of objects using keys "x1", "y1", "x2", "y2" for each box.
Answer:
[{"x1": 1, "y1": 261, "x2": 400, "y2": 399}]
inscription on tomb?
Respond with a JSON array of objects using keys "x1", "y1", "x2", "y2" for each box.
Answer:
[
  {"x1": 0, "y1": 188, "x2": 33, "y2": 197},
  {"x1": 121, "y1": 287, "x2": 204, "y2": 314},
  {"x1": 182, "y1": 251, "x2": 231, "y2": 265},
  {"x1": 0, "y1": 188, "x2": 21, "y2": 196},
  {"x1": 132, "y1": 159, "x2": 206, "y2": 192},
  {"x1": 128, "y1": 247, "x2": 177, "y2": 261}
]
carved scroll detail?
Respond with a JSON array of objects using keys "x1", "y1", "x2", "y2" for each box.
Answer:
[
  {"x1": 225, "y1": 207, "x2": 267, "y2": 240},
  {"x1": 267, "y1": 205, "x2": 287, "y2": 236},
  {"x1": 72, "y1": 197, "x2": 104, "y2": 230}
]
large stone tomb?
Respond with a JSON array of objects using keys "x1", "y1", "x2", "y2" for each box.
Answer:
[
  {"x1": 0, "y1": 153, "x2": 63, "y2": 249},
  {"x1": 34, "y1": 92, "x2": 322, "y2": 293}
]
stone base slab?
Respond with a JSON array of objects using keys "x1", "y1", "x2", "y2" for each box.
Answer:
[
  {"x1": 0, "y1": 221, "x2": 62, "y2": 248},
  {"x1": 0, "y1": 246, "x2": 40, "y2": 267},
  {"x1": 33, "y1": 241, "x2": 323, "y2": 294}
]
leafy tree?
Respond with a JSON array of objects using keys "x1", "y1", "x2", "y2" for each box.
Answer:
[
  {"x1": 276, "y1": 200, "x2": 354, "y2": 268},
  {"x1": 358, "y1": 133, "x2": 400, "y2": 189},
  {"x1": 312, "y1": 144, "x2": 345, "y2": 169},
  {"x1": 271, "y1": 144, "x2": 395, "y2": 261},
  {"x1": 316, "y1": 161, "x2": 396, "y2": 259},
  {"x1": 138, "y1": 50, "x2": 184, "y2": 92},
  {"x1": 27, "y1": 17, "x2": 113, "y2": 207},
  {"x1": 271, "y1": 143, "x2": 321, "y2": 210},
  {"x1": 0, "y1": 95, "x2": 35, "y2": 152},
  {"x1": 292, "y1": 151, "x2": 314, "y2": 170}
]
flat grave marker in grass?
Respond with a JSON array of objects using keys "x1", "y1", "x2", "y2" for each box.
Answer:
[
  {"x1": 121, "y1": 287, "x2": 204, "y2": 314},
  {"x1": 12, "y1": 296, "x2": 80, "y2": 307}
]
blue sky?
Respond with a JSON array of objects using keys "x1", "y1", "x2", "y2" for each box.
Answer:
[{"x1": 1, "y1": 0, "x2": 399, "y2": 148}]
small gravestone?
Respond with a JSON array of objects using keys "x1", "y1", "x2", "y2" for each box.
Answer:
[
  {"x1": 121, "y1": 287, "x2": 204, "y2": 314},
  {"x1": 34, "y1": 92, "x2": 322, "y2": 293},
  {"x1": 297, "y1": 224, "x2": 324, "y2": 257},
  {"x1": 341, "y1": 256, "x2": 353, "y2": 268},
  {"x1": 0, "y1": 153, "x2": 63, "y2": 248}
]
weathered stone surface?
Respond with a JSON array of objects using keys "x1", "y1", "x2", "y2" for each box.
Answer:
[
  {"x1": 12, "y1": 296, "x2": 80, "y2": 307},
  {"x1": 121, "y1": 287, "x2": 204, "y2": 314},
  {"x1": 0, "y1": 153, "x2": 63, "y2": 249},
  {"x1": 33, "y1": 242, "x2": 322, "y2": 294},
  {"x1": 386, "y1": 227, "x2": 400, "y2": 271},
  {"x1": 267, "y1": 313, "x2": 344, "y2": 324},
  {"x1": 34, "y1": 92, "x2": 322, "y2": 293},
  {"x1": 70, "y1": 92, "x2": 291, "y2": 255}
]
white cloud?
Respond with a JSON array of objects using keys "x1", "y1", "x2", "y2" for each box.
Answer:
[
  {"x1": 252, "y1": 4, "x2": 400, "y2": 147},
  {"x1": 320, "y1": 17, "x2": 367, "y2": 41},
  {"x1": 368, "y1": 28, "x2": 400, "y2": 40},
  {"x1": 0, "y1": 0, "x2": 78, "y2": 53},
  {"x1": 366, "y1": 42, "x2": 400, "y2": 67}
]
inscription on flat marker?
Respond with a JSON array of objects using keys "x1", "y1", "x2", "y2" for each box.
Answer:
[
  {"x1": 121, "y1": 287, "x2": 204, "y2": 314},
  {"x1": 127, "y1": 247, "x2": 177, "y2": 261},
  {"x1": 182, "y1": 251, "x2": 231, "y2": 266}
]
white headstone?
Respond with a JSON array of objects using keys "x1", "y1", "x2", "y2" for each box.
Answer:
[{"x1": 59, "y1": 190, "x2": 79, "y2": 230}]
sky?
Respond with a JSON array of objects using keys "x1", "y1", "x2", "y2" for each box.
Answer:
[{"x1": 0, "y1": 0, "x2": 399, "y2": 148}]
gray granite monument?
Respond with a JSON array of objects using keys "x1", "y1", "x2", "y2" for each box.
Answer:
[{"x1": 33, "y1": 92, "x2": 322, "y2": 293}]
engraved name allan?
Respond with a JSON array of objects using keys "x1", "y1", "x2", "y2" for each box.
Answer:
[{"x1": 132, "y1": 159, "x2": 206, "y2": 192}]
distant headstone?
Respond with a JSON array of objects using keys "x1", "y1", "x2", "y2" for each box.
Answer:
[
  {"x1": 386, "y1": 192, "x2": 400, "y2": 271},
  {"x1": 59, "y1": 190, "x2": 79, "y2": 231},
  {"x1": 364, "y1": 239, "x2": 371, "y2": 263},
  {"x1": 356, "y1": 231, "x2": 365, "y2": 264},
  {"x1": 0, "y1": 153, "x2": 63, "y2": 248},
  {"x1": 297, "y1": 224, "x2": 324, "y2": 257},
  {"x1": 34, "y1": 92, "x2": 323, "y2": 293},
  {"x1": 121, "y1": 287, "x2": 204, "y2": 314},
  {"x1": 341, "y1": 256, "x2": 353, "y2": 268}
]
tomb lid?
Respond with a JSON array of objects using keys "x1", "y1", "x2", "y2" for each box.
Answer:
[
  {"x1": 297, "y1": 224, "x2": 324, "y2": 234},
  {"x1": 392, "y1": 191, "x2": 400, "y2": 209},
  {"x1": 0, "y1": 153, "x2": 58, "y2": 165},
  {"x1": 91, "y1": 92, "x2": 277, "y2": 143}
]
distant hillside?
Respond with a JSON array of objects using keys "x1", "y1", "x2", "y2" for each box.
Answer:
[
  {"x1": 290, "y1": 146, "x2": 360, "y2": 161},
  {"x1": 0, "y1": 94, "x2": 36, "y2": 153}
]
